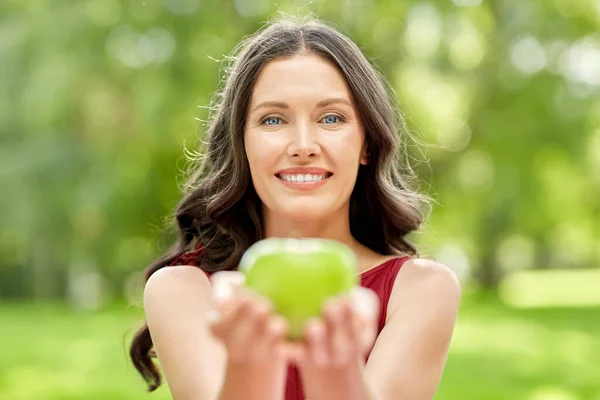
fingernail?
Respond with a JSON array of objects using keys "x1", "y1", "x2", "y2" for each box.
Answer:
[
  {"x1": 206, "y1": 308, "x2": 220, "y2": 324},
  {"x1": 271, "y1": 315, "x2": 288, "y2": 336},
  {"x1": 352, "y1": 296, "x2": 374, "y2": 317},
  {"x1": 212, "y1": 284, "x2": 233, "y2": 305},
  {"x1": 324, "y1": 302, "x2": 337, "y2": 319},
  {"x1": 310, "y1": 325, "x2": 322, "y2": 340}
]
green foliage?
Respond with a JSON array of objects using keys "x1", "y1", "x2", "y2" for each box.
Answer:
[
  {"x1": 1, "y1": 0, "x2": 599, "y2": 300},
  {"x1": 2, "y1": 3, "x2": 599, "y2": 398}
]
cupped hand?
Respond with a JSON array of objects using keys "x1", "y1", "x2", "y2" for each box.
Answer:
[
  {"x1": 297, "y1": 286, "x2": 380, "y2": 368},
  {"x1": 208, "y1": 271, "x2": 301, "y2": 365}
]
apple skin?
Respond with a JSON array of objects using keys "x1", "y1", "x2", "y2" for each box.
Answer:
[{"x1": 239, "y1": 238, "x2": 359, "y2": 339}]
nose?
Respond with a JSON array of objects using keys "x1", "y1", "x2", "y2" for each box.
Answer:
[{"x1": 287, "y1": 120, "x2": 321, "y2": 159}]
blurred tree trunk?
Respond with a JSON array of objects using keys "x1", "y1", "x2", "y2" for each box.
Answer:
[
  {"x1": 475, "y1": 202, "x2": 511, "y2": 289},
  {"x1": 31, "y1": 239, "x2": 59, "y2": 299},
  {"x1": 477, "y1": 250, "x2": 501, "y2": 289}
]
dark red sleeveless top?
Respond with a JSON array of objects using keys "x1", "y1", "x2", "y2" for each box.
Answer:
[{"x1": 170, "y1": 246, "x2": 410, "y2": 400}]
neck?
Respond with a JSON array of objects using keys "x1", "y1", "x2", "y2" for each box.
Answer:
[
  {"x1": 261, "y1": 206, "x2": 390, "y2": 273},
  {"x1": 262, "y1": 208, "x2": 359, "y2": 252}
]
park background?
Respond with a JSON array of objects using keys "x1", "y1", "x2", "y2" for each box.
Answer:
[{"x1": 1, "y1": 0, "x2": 600, "y2": 399}]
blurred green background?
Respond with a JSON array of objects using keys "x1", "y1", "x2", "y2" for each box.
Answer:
[{"x1": 1, "y1": 0, "x2": 599, "y2": 399}]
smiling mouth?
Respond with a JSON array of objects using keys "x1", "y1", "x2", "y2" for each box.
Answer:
[{"x1": 275, "y1": 172, "x2": 334, "y2": 183}]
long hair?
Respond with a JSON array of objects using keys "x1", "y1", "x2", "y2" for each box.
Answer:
[{"x1": 130, "y1": 15, "x2": 429, "y2": 392}]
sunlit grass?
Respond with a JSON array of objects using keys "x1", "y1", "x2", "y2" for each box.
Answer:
[
  {"x1": 437, "y1": 291, "x2": 600, "y2": 400},
  {"x1": 0, "y1": 293, "x2": 599, "y2": 400},
  {"x1": 0, "y1": 302, "x2": 172, "y2": 400},
  {"x1": 499, "y1": 269, "x2": 600, "y2": 308}
]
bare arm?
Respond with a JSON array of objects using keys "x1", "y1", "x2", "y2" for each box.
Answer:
[
  {"x1": 144, "y1": 266, "x2": 289, "y2": 400},
  {"x1": 144, "y1": 266, "x2": 225, "y2": 400},
  {"x1": 363, "y1": 258, "x2": 461, "y2": 400}
]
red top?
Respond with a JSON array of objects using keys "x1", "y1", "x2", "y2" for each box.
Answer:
[{"x1": 170, "y1": 246, "x2": 410, "y2": 400}]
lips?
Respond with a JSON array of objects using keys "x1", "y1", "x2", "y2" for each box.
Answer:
[
  {"x1": 275, "y1": 172, "x2": 334, "y2": 180},
  {"x1": 273, "y1": 167, "x2": 333, "y2": 188},
  {"x1": 274, "y1": 167, "x2": 333, "y2": 178}
]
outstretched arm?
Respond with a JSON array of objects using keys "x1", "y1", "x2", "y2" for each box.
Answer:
[
  {"x1": 144, "y1": 267, "x2": 292, "y2": 400},
  {"x1": 297, "y1": 258, "x2": 461, "y2": 400},
  {"x1": 144, "y1": 266, "x2": 226, "y2": 400},
  {"x1": 364, "y1": 259, "x2": 461, "y2": 399}
]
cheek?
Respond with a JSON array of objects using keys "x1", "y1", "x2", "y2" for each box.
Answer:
[
  {"x1": 244, "y1": 135, "x2": 277, "y2": 185},
  {"x1": 331, "y1": 134, "x2": 364, "y2": 167}
]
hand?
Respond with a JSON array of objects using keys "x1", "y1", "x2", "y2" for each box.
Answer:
[
  {"x1": 208, "y1": 271, "x2": 301, "y2": 366},
  {"x1": 297, "y1": 286, "x2": 380, "y2": 369}
]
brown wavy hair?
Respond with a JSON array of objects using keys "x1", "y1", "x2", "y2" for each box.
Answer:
[{"x1": 129, "y1": 15, "x2": 430, "y2": 392}]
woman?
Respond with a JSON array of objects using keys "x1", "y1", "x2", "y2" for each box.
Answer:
[{"x1": 130, "y1": 16, "x2": 461, "y2": 400}]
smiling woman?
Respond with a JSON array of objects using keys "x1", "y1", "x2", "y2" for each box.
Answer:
[
  {"x1": 129, "y1": 15, "x2": 460, "y2": 400},
  {"x1": 245, "y1": 53, "x2": 367, "y2": 226}
]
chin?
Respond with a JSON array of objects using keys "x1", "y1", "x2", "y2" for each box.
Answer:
[
  {"x1": 284, "y1": 209, "x2": 329, "y2": 222},
  {"x1": 272, "y1": 199, "x2": 337, "y2": 223}
]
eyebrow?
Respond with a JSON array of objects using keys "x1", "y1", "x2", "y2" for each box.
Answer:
[{"x1": 250, "y1": 97, "x2": 353, "y2": 114}]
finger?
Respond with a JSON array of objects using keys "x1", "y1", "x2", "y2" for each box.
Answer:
[
  {"x1": 227, "y1": 293, "x2": 271, "y2": 361},
  {"x1": 206, "y1": 307, "x2": 221, "y2": 326},
  {"x1": 350, "y1": 286, "x2": 380, "y2": 322},
  {"x1": 269, "y1": 315, "x2": 304, "y2": 363},
  {"x1": 343, "y1": 298, "x2": 360, "y2": 353},
  {"x1": 243, "y1": 298, "x2": 277, "y2": 361},
  {"x1": 281, "y1": 340, "x2": 305, "y2": 365},
  {"x1": 340, "y1": 299, "x2": 358, "y2": 364},
  {"x1": 267, "y1": 314, "x2": 288, "y2": 343},
  {"x1": 210, "y1": 271, "x2": 245, "y2": 306},
  {"x1": 324, "y1": 297, "x2": 353, "y2": 367},
  {"x1": 209, "y1": 290, "x2": 252, "y2": 339},
  {"x1": 353, "y1": 311, "x2": 376, "y2": 357},
  {"x1": 350, "y1": 287, "x2": 380, "y2": 353},
  {"x1": 304, "y1": 318, "x2": 328, "y2": 367}
]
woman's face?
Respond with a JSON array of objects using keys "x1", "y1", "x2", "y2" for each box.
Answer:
[{"x1": 244, "y1": 53, "x2": 367, "y2": 224}]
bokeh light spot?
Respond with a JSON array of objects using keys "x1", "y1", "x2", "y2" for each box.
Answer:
[
  {"x1": 404, "y1": 4, "x2": 443, "y2": 60},
  {"x1": 510, "y1": 35, "x2": 547, "y2": 75}
]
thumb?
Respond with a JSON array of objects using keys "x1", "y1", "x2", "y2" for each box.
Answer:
[
  {"x1": 350, "y1": 286, "x2": 380, "y2": 322},
  {"x1": 210, "y1": 271, "x2": 245, "y2": 306},
  {"x1": 350, "y1": 287, "x2": 380, "y2": 354}
]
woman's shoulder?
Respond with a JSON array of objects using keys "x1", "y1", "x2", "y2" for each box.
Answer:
[
  {"x1": 144, "y1": 265, "x2": 212, "y2": 308},
  {"x1": 391, "y1": 258, "x2": 462, "y2": 307},
  {"x1": 398, "y1": 258, "x2": 460, "y2": 284}
]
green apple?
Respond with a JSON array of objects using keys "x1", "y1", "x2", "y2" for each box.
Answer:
[{"x1": 239, "y1": 237, "x2": 358, "y2": 339}]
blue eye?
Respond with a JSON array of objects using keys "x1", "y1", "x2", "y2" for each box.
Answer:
[
  {"x1": 262, "y1": 116, "x2": 283, "y2": 126},
  {"x1": 322, "y1": 114, "x2": 342, "y2": 124}
]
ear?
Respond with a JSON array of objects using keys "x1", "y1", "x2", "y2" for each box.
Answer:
[{"x1": 360, "y1": 143, "x2": 369, "y2": 165}]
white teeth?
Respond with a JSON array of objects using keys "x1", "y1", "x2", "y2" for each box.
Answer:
[{"x1": 279, "y1": 173, "x2": 328, "y2": 182}]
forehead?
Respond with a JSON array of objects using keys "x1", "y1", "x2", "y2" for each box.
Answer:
[{"x1": 249, "y1": 53, "x2": 354, "y2": 105}]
